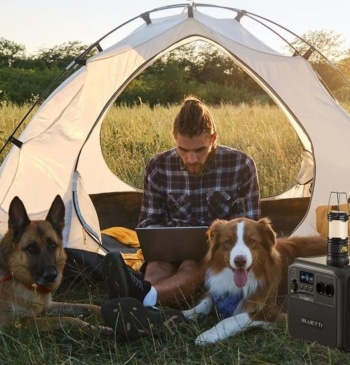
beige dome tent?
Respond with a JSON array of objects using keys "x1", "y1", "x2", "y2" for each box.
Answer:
[{"x1": 1, "y1": 3, "x2": 350, "y2": 274}]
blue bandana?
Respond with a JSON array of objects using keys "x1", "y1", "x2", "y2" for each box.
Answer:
[{"x1": 212, "y1": 292, "x2": 243, "y2": 319}]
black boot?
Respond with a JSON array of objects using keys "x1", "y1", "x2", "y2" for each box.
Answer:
[
  {"x1": 101, "y1": 297, "x2": 186, "y2": 339},
  {"x1": 102, "y1": 251, "x2": 151, "y2": 301}
]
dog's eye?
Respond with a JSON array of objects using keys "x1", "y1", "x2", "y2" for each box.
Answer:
[
  {"x1": 23, "y1": 242, "x2": 40, "y2": 255},
  {"x1": 47, "y1": 238, "x2": 58, "y2": 251},
  {"x1": 249, "y1": 238, "x2": 256, "y2": 247},
  {"x1": 223, "y1": 239, "x2": 232, "y2": 248}
]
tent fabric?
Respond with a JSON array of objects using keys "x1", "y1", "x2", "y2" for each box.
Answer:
[{"x1": 1, "y1": 5, "x2": 350, "y2": 255}]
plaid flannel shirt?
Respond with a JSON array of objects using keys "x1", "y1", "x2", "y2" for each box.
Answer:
[{"x1": 138, "y1": 145, "x2": 260, "y2": 227}]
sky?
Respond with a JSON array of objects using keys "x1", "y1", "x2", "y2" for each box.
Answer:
[{"x1": 2, "y1": 0, "x2": 350, "y2": 55}]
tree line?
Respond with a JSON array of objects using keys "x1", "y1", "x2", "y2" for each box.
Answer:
[{"x1": 1, "y1": 29, "x2": 350, "y2": 106}]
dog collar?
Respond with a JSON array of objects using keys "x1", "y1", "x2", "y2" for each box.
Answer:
[
  {"x1": 0, "y1": 274, "x2": 52, "y2": 294},
  {"x1": 213, "y1": 292, "x2": 243, "y2": 319},
  {"x1": 0, "y1": 274, "x2": 13, "y2": 283}
]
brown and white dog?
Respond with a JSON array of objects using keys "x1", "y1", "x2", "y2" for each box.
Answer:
[
  {"x1": 182, "y1": 217, "x2": 328, "y2": 345},
  {"x1": 0, "y1": 195, "x2": 111, "y2": 333}
]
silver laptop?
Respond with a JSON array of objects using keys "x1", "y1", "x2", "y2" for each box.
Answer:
[{"x1": 136, "y1": 226, "x2": 209, "y2": 262}]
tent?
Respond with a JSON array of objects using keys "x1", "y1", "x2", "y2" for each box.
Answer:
[{"x1": 1, "y1": 3, "x2": 350, "y2": 273}]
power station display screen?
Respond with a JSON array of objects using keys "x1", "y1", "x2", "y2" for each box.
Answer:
[{"x1": 300, "y1": 271, "x2": 314, "y2": 285}]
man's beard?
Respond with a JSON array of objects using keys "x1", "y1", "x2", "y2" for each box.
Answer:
[
  {"x1": 184, "y1": 148, "x2": 215, "y2": 176},
  {"x1": 184, "y1": 162, "x2": 206, "y2": 176}
]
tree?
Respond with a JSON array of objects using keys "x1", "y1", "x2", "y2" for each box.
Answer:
[
  {"x1": 117, "y1": 41, "x2": 269, "y2": 106},
  {"x1": 287, "y1": 29, "x2": 347, "y2": 62},
  {"x1": 36, "y1": 41, "x2": 90, "y2": 69},
  {"x1": 286, "y1": 30, "x2": 350, "y2": 93},
  {"x1": 0, "y1": 40, "x2": 97, "y2": 104},
  {"x1": 337, "y1": 49, "x2": 350, "y2": 79},
  {"x1": 0, "y1": 38, "x2": 26, "y2": 67},
  {"x1": 0, "y1": 67, "x2": 60, "y2": 104}
]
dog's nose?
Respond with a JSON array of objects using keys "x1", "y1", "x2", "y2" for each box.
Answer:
[
  {"x1": 234, "y1": 255, "x2": 246, "y2": 268},
  {"x1": 38, "y1": 266, "x2": 58, "y2": 284}
]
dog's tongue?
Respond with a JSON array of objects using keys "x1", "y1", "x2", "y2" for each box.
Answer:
[{"x1": 233, "y1": 269, "x2": 248, "y2": 287}]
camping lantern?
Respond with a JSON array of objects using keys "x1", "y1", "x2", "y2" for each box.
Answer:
[{"x1": 326, "y1": 193, "x2": 350, "y2": 268}]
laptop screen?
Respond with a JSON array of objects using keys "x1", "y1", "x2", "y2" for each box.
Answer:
[{"x1": 136, "y1": 226, "x2": 209, "y2": 262}]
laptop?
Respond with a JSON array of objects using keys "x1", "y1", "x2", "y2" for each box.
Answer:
[{"x1": 136, "y1": 226, "x2": 209, "y2": 262}]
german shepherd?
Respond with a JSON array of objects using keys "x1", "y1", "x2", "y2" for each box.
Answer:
[{"x1": 0, "y1": 195, "x2": 111, "y2": 332}]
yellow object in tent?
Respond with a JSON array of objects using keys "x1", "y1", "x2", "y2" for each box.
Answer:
[
  {"x1": 101, "y1": 226, "x2": 144, "y2": 271},
  {"x1": 101, "y1": 226, "x2": 140, "y2": 247}
]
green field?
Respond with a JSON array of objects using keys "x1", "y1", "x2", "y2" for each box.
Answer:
[{"x1": 1, "y1": 103, "x2": 350, "y2": 364}]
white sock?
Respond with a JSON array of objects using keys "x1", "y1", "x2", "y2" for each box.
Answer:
[{"x1": 143, "y1": 286, "x2": 157, "y2": 307}]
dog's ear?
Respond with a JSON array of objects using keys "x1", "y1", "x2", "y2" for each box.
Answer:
[
  {"x1": 208, "y1": 219, "x2": 227, "y2": 242},
  {"x1": 204, "y1": 219, "x2": 230, "y2": 263},
  {"x1": 8, "y1": 196, "x2": 31, "y2": 242},
  {"x1": 258, "y1": 217, "x2": 277, "y2": 247},
  {"x1": 46, "y1": 195, "x2": 65, "y2": 236}
]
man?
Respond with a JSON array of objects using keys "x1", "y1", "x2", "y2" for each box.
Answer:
[{"x1": 101, "y1": 96, "x2": 260, "y2": 337}]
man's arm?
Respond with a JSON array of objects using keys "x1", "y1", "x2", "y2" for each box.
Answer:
[
  {"x1": 138, "y1": 160, "x2": 167, "y2": 227},
  {"x1": 240, "y1": 156, "x2": 261, "y2": 220}
]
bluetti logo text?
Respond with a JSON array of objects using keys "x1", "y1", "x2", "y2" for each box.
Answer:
[{"x1": 301, "y1": 317, "x2": 323, "y2": 329}]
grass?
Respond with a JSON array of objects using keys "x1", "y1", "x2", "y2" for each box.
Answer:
[
  {"x1": 2, "y1": 275, "x2": 349, "y2": 365},
  {"x1": 1, "y1": 101, "x2": 303, "y2": 197},
  {"x1": 1, "y1": 102, "x2": 350, "y2": 363},
  {"x1": 100, "y1": 102, "x2": 303, "y2": 197},
  {"x1": 2, "y1": 273, "x2": 349, "y2": 365}
]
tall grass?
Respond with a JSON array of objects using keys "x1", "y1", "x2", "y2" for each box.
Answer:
[
  {"x1": 101, "y1": 102, "x2": 302, "y2": 197},
  {"x1": 1, "y1": 102, "x2": 302, "y2": 197},
  {"x1": 1, "y1": 103, "x2": 350, "y2": 364}
]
